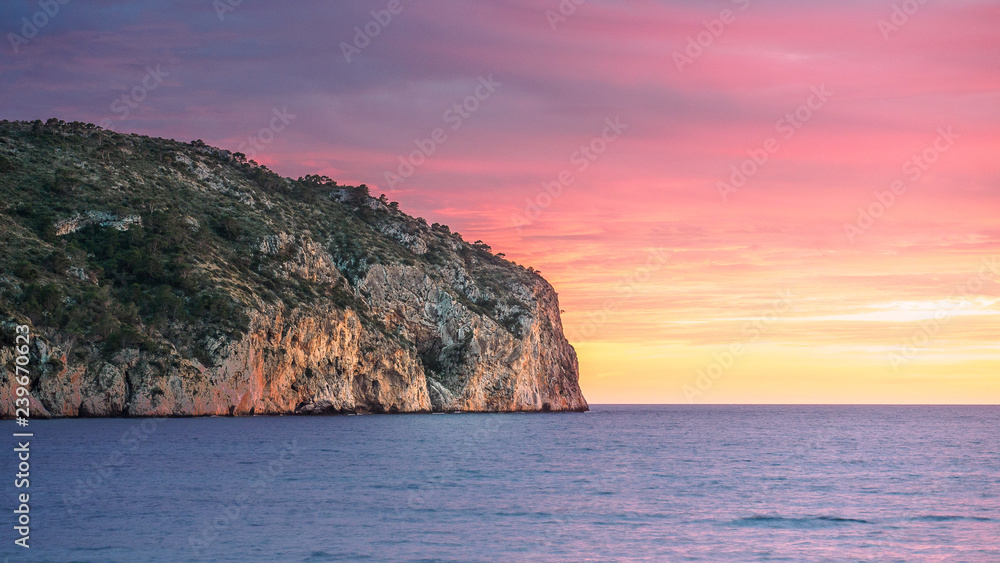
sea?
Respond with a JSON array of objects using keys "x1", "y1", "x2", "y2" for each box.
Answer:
[{"x1": 4, "y1": 405, "x2": 998, "y2": 562}]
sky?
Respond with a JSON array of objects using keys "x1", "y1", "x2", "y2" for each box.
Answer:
[{"x1": 2, "y1": 0, "x2": 998, "y2": 404}]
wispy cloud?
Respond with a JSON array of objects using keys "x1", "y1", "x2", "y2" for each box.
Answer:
[{"x1": 3, "y1": 0, "x2": 997, "y2": 403}]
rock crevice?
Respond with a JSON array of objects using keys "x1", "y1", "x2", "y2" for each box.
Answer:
[{"x1": 0, "y1": 119, "x2": 587, "y2": 417}]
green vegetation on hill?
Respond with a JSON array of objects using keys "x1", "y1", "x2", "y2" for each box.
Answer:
[{"x1": 0, "y1": 119, "x2": 539, "y2": 366}]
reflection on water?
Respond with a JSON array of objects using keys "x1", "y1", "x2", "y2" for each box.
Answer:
[{"x1": 9, "y1": 405, "x2": 1000, "y2": 562}]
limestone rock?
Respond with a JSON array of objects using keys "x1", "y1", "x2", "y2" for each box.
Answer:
[{"x1": 0, "y1": 119, "x2": 587, "y2": 417}]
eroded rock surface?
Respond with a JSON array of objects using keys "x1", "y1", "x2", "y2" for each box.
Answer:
[{"x1": 0, "y1": 119, "x2": 587, "y2": 416}]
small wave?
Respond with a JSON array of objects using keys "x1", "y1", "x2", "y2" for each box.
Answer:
[
  {"x1": 494, "y1": 510, "x2": 554, "y2": 518},
  {"x1": 913, "y1": 515, "x2": 994, "y2": 522},
  {"x1": 816, "y1": 516, "x2": 871, "y2": 524},
  {"x1": 731, "y1": 514, "x2": 871, "y2": 528},
  {"x1": 303, "y1": 551, "x2": 373, "y2": 562}
]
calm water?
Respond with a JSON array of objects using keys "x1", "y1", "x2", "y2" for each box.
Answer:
[{"x1": 3, "y1": 405, "x2": 998, "y2": 562}]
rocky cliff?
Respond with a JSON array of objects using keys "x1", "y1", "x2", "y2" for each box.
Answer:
[{"x1": 0, "y1": 119, "x2": 587, "y2": 416}]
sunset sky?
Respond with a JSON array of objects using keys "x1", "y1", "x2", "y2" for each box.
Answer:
[{"x1": 3, "y1": 0, "x2": 998, "y2": 403}]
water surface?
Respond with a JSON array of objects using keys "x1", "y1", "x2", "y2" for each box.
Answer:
[{"x1": 4, "y1": 405, "x2": 998, "y2": 561}]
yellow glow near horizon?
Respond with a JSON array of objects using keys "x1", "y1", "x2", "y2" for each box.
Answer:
[
  {"x1": 527, "y1": 244, "x2": 1000, "y2": 405},
  {"x1": 574, "y1": 341, "x2": 1000, "y2": 405}
]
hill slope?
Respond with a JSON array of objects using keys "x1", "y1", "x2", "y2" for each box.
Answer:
[{"x1": 0, "y1": 119, "x2": 587, "y2": 416}]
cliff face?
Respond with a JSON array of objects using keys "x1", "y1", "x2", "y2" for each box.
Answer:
[{"x1": 0, "y1": 119, "x2": 587, "y2": 416}]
